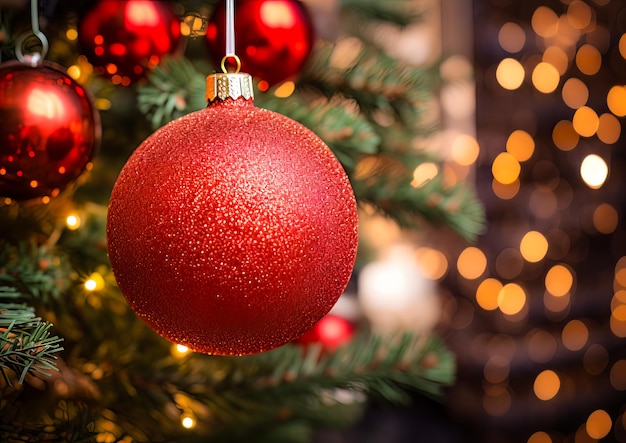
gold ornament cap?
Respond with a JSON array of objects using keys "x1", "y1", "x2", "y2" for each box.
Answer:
[{"x1": 206, "y1": 72, "x2": 254, "y2": 104}]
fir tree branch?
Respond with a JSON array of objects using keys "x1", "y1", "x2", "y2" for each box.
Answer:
[
  {"x1": 339, "y1": 0, "x2": 422, "y2": 26},
  {"x1": 0, "y1": 288, "x2": 63, "y2": 385}
]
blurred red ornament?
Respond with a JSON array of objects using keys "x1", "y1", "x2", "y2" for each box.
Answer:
[
  {"x1": 107, "y1": 73, "x2": 358, "y2": 356},
  {"x1": 78, "y1": 0, "x2": 181, "y2": 84},
  {"x1": 0, "y1": 61, "x2": 100, "y2": 201},
  {"x1": 296, "y1": 314, "x2": 356, "y2": 351},
  {"x1": 206, "y1": 0, "x2": 314, "y2": 86}
]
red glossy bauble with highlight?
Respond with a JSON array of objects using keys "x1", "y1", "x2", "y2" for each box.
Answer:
[
  {"x1": 206, "y1": 0, "x2": 314, "y2": 86},
  {"x1": 79, "y1": 0, "x2": 181, "y2": 84},
  {"x1": 106, "y1": 96, "x2": 358, "y2": 356},
  {"x1": 0, "y1": 61, "x2": 100, "y2": 201}
]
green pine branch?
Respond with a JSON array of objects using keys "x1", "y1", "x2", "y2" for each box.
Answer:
[
  {"x1": 0, "y1": 287, "x2": 63, "y2": 386},
  {"x1": 339, "y1": 0, "x2": 423, "y2": 26}
]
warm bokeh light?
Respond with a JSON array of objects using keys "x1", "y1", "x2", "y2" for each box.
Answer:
[
  {"x1": 274, "y1": 81, "x2": 295, "y2": 98},
  {"x1": 528, "y1": 431, "x2": 552, "y2": 443},
  {"x1": 451, "y1": 134, "x2": 480, "y2": 166},
  {"x1": 66, "y1": 213, "x2": 81, "y2": 230},
  {"x1": 607, "y1": 85, "x2": 626, "y2": 116},
  {"x1": 561, "y1": 319, "x2": 588, "y2": 351},
  {"x1": 506, "y1": 130, "x2": 535, "y2": 162},
  {"x1": 532, "y1": 6, "x2": 559, "y2": 38},
  {"x1": 492, "y1": 179, "x2": 520, "y2": 200},
  {"x1": 84, "y1": 272, "x2": 105, "y2": 292},
  {"x1": 567, "y1": 1, "x2": 593, "y2": 30},
  {"x1": 552, "y1": 120, "x2": 579, "y2": 151},
  {"x1": 561, "y1": 77, "x2": 589, "y2": 109},
  {"x1": 415, "y1": 247, "x2": 448, "y2": 280},
  {"x1": 412, "y1": 162, "x2": 439, "y2": 188},
  {"x1": 476, "y1": 278, "x2": 503, "y2": 311},
  {"x1": 496, "y1": 58, "x2": 525, "y2": 90},
  {"x1": 492, "y1": 152, "x2": 521, "y2": 185},
  {"x1": 181, "y1": 415, "x2": 196, "y2": 429},
  {"x1": 593, "y1": 203, "x2": 619, "y2": 234},
  {"x1": 580, "y1": 154, "x2": 608, "y2": 189},
  {"x1": 520, "y1": 230, "x2": 549, "y2": 263},
  {"x1": 497, "y1": 283, "x2": 526, "y2": 315},
  {"x1": 572, "y1": 106, "x2": 599, "y2": 137},
  {"x1": 545, "y1": 264, "x2": 574, "y2": 297},
  {"x1": 499, "y1": 22, "x2": 526, "y2": 53},
  {"x1": 586, "y1": 410, "x2": 612, "y2": 439},
  {"x1": 457, "y1": 247, "x2": 487, "y2": 280},
  {"x1": 532, "y1": 62, "x2": 560, "y2": 93},
  {"x1": 527, "y1": 329, "x2": 557, "y2": 363},
  {"x1": 575, "y1": 44, "x2": 602, "y2": 75},
  {"x1": 483, "y1": 355, "x2": 510, "y2": 384},
  {"x1": 610, "y1": 360, "x2": 626, "y2": 390},
  {"x1": 533, "y1": 369, "x2": 560, "y2": 401},
  {"x1": 597, "y1": 113, "x2": 621, "y2": 144},
  {"x1": 543, "y1": 46, "x2": 569, "y2": 75}
]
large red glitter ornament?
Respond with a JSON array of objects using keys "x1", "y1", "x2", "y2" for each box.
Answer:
[
  {"x1": 0, "y1": 61, "x2": 99, "y2": 201},
  {"x1": 206, "y1": 0, "x2": 314, "y2": 86},
  {"x1": 78, "y1": 0, "x2": 181, "y2": 84},
  {"x1": 106, "y1": 72, "x2": 358, "y2": 355}
]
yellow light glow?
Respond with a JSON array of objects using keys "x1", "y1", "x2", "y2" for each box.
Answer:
[
  {"x1": 181, "y1": 415, "x2": 196, "y2": 429},
  {"x1": 414, "y1": 247, "x2": 448, "y2": 280},
  {"x1": 593, "y1": 203, "x2": 619, "y2": 234},
  {"x1": 497, "y1": 283, "x2": 526, "y2": 315},
  {"x1": 580, "y1": 154, "x2": 608, "y2": 189},
  {"x1": 274, "y1": 81, "x2": 295, "y2": 98},
  {"x1": 532, "y1": 62, "x2": 560, "y2": 94},
  {"x1": 561, "y1": 77, "x2": 589, "y2": 109},
  {"x1": 506, "y1": 130, "x2": 535, "y2": 162},
  {"x1": 476, "y1": 278, "x2": 503, "y2": 311},
  {"x1": 411, "y1": 162, "x2": 439, "y2": 188},
  {"x1": 65, "y1": 28, "x2": 78, "y2": 41},
  {"x1": 498, "y1": 22, "x2": 526, "y2": 53},
  {"x1": 66, "y1": 213, "x2": 81, "y2": 230},
  {"x1": 567, "y1": 1, "x2": 593, "y2": 30},
  {"x1": 534, "y1": 370, "x2": 560, "y2": 401},
  {"x1": 545, "y1": 264, "x2": 574, "y2": 297},
  {"x1": 67, "y1": 65, "x2": 81, "y2": 80},
  {"x1": 543, "y1": 46, "x2": 569, "y2": 75},
  {"x1": 496, "y1": 58, "x2": 525, "y2": 90},
  {"x1": 586, "y1": 410, "x2": 612, "y2": 440},
  {"x1": 572, "y1": 106, "x2": 599, "y2": 137},
  {"x1": 576, "y1": 44, "x2": 602, "y2": 75},
  {"x1": 492, "y1": 152, "x2": 521, "y2": 185},
  {"x1": 552, "y1": 120, "x2": 579, "y2": 151},
  {"x1": 451, "y1": 134, "x2": 480, "y2": 166},
  {"x1": 607, "y1": 85, "x2": 626, "y2": 117},
  {"x1": 520, "y1": 231, "x2": 548, "y2": 263},
  {"x1": 562, "y1": 319, "x2": 588, "y2": 351},
  {"x1": 84, "y1": 272, "x2": 105, "y2": 292},
  {"x1": 597, "y1": 113, "x2": 621, "y2": 144},
  {"x1": 457, "y1": 247, "x2": 487, "y2": 280},
  {"x1": 532, "y1": 6, "x2": 559, "y2": 38}
]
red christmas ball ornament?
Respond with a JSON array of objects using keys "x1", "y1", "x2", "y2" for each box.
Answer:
[
  {"x1": 296, "y1": 314, "x2": 356, "y2": 352},
  {"x1": 206, "y1": 0, "x2": 314, "y2": 86},
  {"x1": 78, "y1": 0, "x2": 181, "y2": 84},
  {"x1": 0, "y1": 61, "x2": 100, "y2": 201},
  {"x1": 106, "y1": 72, "x2": 358, "y2": 356}
]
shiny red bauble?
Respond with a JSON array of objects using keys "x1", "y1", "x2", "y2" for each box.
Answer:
[
  {"x1": 79, "y1": 0, "x2": 181, "y2": 84},
  {"x1": 206, "y1": 0, "x2": 314, "y2": 86},
  {"x1": 106, "y1": 95, "x2": 358, "y2": 356},
  {"x1": 296, "y1": 314, "x2": 356, "y2": 352},
  {"x1": 0, "y1": 61, "x2": 99, "y2": 201}
]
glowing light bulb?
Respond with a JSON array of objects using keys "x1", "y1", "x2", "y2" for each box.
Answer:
[
  {"x1": 181, "y1": 415, "x2": 196, "y2": 429},
  {"x1": 580, "y1": 154, "x2": 608, "y2": 189},
  {"x1": 84, "y1": 272, "x2": 105, "y2": 291},
  {"x1": 66, "y1": 213, "x2": 81, "y2": 230}
]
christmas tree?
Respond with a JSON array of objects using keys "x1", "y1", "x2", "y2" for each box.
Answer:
[{"x1": 0, "y1": 0, "x2": 484, "y2": 441}]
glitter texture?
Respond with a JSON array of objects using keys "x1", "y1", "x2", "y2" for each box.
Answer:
[{"x1": 106, "y1": 98, "x2": 358, "y2": 355}]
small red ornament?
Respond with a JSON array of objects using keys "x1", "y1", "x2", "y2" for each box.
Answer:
[
  {"x1": 78, "y1": 0, "x2": 181, "y2": 84},
  {"x1": 296, "y1": 314, "x2": 356, "y2": 352},
  {"x1": 206, "y1": 0, "x2": 314, "y2": 86},
  {"x1": 0, "y1": 61, "x2": 99, "y2": 201},
  {"x1": 106, "y1": 72, "x2": 358, "y2": 356}
]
